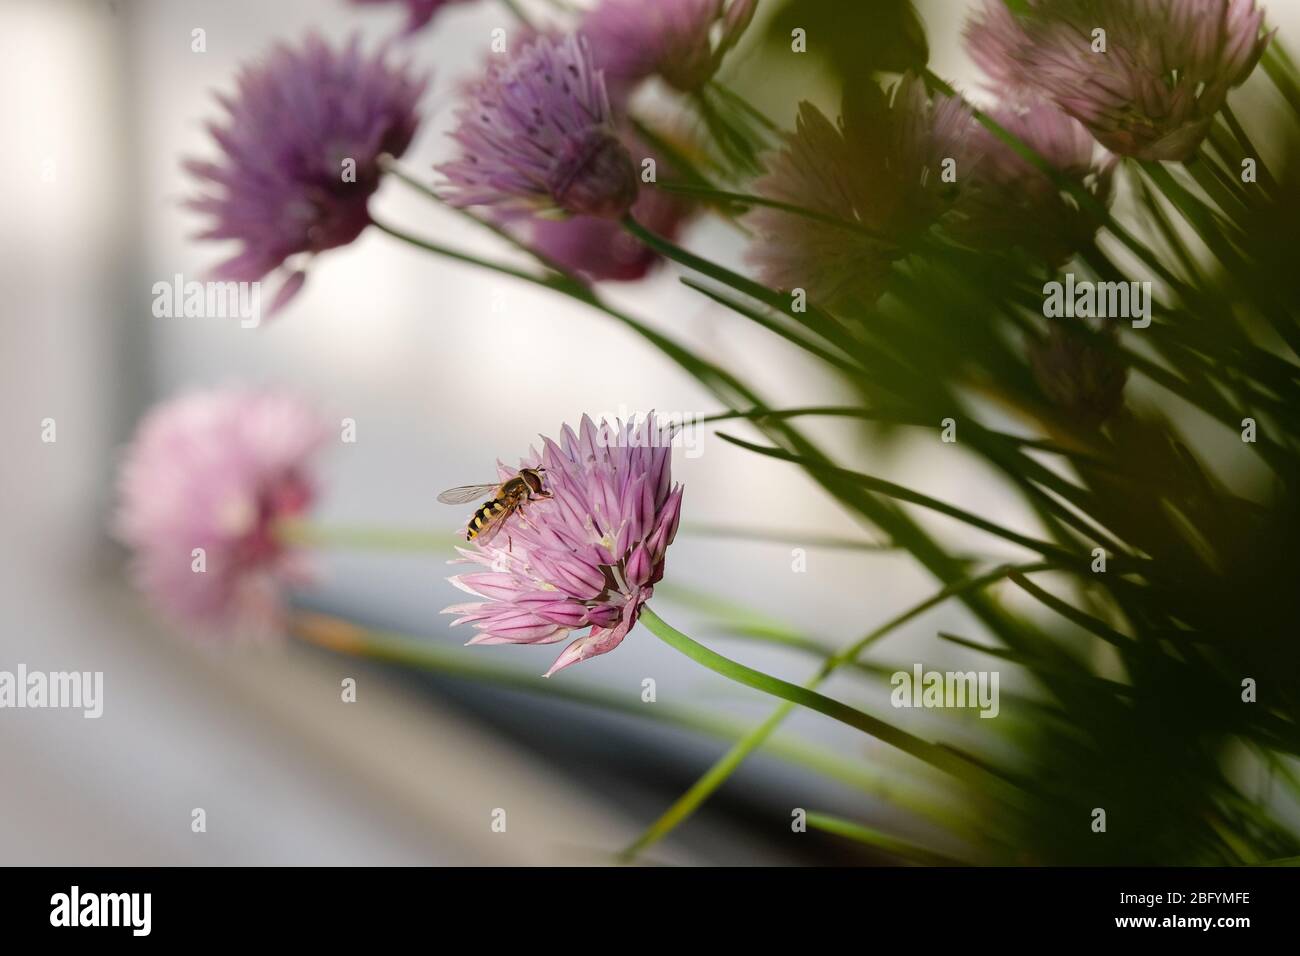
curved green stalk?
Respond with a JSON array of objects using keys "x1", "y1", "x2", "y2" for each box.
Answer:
[
  {"x1": 1140, "y1": 160, "x2": 1300, "y2": 360},
  {"x1": 805, "y1": 810, "x2": 971, "y2": 866},
  {"x1": 619, "y1": 214, "x2": 861, "y2": 352},
  {"x1": 371, "y1": 218, "x2": 543, "y2": 287},
  {"x1": 715, "y1": 432, "x2": 1089, "y2": 570},
  {"x1": 700, "y1": 404, "x2": 1117, "y2": 469},
  {"x1": 1263, "y1": 43, "x2": 1300, "y2": 115},
  {"x1": 1184, "y1": 150, "x2": 1251, "y2": 225},
  {"x1": 378, "y1": 158, "x2": 587, "y2": 282},
  {"x1": 678, "y1": 278, "x2": 866, "y2": 374},
  {"x1": 655, "y1": 182, "x2": 900, "y2": 245},
  {"x1": 622, "y1": 561, "x2": 1053, "y2": 859},
  {"x1": 288, "y1": 612, "x2": 947, "y2": 812},
  {"x1": 706, "y1": 80, "x2": 780, "y2": 133},
  {"x1": 676, "y1": 523, "x2": 895, "y2": 552},
  {"x1": 1007, "y1": 570, "x2": 1131, "y2": 647},
  {"x1": 636, "y1": 606, "x2": 1024, "y2": 793}
]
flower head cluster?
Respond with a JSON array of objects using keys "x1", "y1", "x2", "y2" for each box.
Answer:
[
  {"x1": 964, "y1": 0, "x2": 1272, "y2": 160},
  {"x1": 505, "y1": 126, "x2": 696, "y2": 282},
  {"x1": 951, "y1": 101, "x2": 1117, "y2": 267},
  {"x1": 523, "y1": 181, "x2": 694, "y2": 281},
  {"x1": 1030, "y1": 323, "x2": 1129, "y2": 425},
  {"x1": 439, "y1": 34, "x2": 639, "y2": 219},
  {"x1": 745, "y1": 73, "x2": 982, "y2": 309},
  {"x1": 185, "y1": 34, "x2": 425, "y2": 310},
  {"x1": 115, "y1": 388, "x2": 328, "y2": 634},
  {"x1": 444, "y1": 415, "x2": 683, "y2": 677},
  {"x1": 581, "y1": 0, "x2": 758, "y2": 97},
  {"x1": 347, "y1": 0, "x2": 475, "y2": 35}
]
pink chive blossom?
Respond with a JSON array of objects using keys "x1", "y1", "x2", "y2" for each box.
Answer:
[
  {"x1": 184, "y1": 34, "x2": 425, "y2": 312},
  {"x1": 580, "y1": 0, "x2": 758, "y2": 96},
  {"x1": 443, "y1": 415, "x2": 683, "y2": 677},
  {"x1": 1030, "y1": 323, "x2": 1129, "y2": 426},
  {"x1": 505, "y1": 128, "x2": 696, "y2": 282},
  {"x1": 745, "y1": 73, "x2": 983, "y2": 309},
  {"x1": 522, "y1": 181, "x2": 694, "y2": 281},
  {"x1": 347, "y1": 0, "x2": 476, "y2": 35},
  {"x1": 951, "y1": 101, "x2": 1117, "y2": 267},
  {"x1": 438, "y1": 34, "x2": 639, "y2": 219},
  {"x1": 964, "y1": 0, "x2": 1272, "y2": 161},
  {"x1": 114, "y1": 388, "x2": 328, "y2": 635}
]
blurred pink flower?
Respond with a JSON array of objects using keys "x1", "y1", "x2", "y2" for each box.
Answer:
[
  {"x1": 964, "y1": 0, "x2": 1272, "y2": 161},
  {"x1": 347, "y1": 0, "x2": 475, "y2": 34},
  {"x1": 438, "y1": 34, "x2": 639, "y2": 219},
  {"x1": 114, "y1": 388, "x2": 328, "y2": 635},
  {"x1": 581, "y1": 0, "x2": 758, "y2": 96},
  {"x1": 1030, "y1": 324, "x2": 1129, "y2": 425},
  {"x1": 444, "y1": 415, "x2": 683, "y2": 677},
  {"x1": 745, "y1": 73, "x2": 982, "y2": 309},
  {"x1": 184, "y1": 33, "x2": 425, "y2": 311},
  {"x1": 951, "y1": 101, "x2": 1117, "y2": 266}
]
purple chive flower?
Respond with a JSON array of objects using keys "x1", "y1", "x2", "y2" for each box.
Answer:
[
  {"x1": 581, "y1": 0, "x2": 758, "y2": 96},
  {"x1": 964, "y1": 0, "x2": 1272, "y2": 161},
  {"x1": 1030, "y1": 324, "x2": 1129, "y2": 426},
  {"x1": 185, "y1": 34, "x2": 425, "y2": 310},
  {"x1": 438, "y1": 33, "x2": 640, "y2": 218},
  {"x1": 505, "y1": 129, "x2": 696, "y2": 281},
  {"x1": 347, "y1": 0, "x2": 475, "y2": 34},
  {"x1": 114, "y1": 388, "x2": 329, "y2": 635},
  {"x1": 951, "y1": 101, "x2": 1117, "y2": 267},
  {"x1": 523, "y1": 182, "x2": 694, "y2": 281},
  {"x1": 443, "y1": 415, "x2": 683, "y2": 677},
  {"x1": 745, "y1": 73, "x2": 982, "y2": 309}
]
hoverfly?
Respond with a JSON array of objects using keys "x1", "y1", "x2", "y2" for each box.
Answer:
[{"x1": 437, "y1": 467, "x2": 550, "y2": 548}]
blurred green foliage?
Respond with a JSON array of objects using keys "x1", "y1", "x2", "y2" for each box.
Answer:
[{"x1": 763, "y1": 0, "x2": 929, "y2": 82}]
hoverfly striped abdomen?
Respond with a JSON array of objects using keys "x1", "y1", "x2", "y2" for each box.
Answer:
[{"x1": 467, "y1": 498, "x2": 508, "y2": 540}]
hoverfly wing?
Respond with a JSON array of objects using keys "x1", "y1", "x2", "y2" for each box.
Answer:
[{"x1": 437, "y1": 483, "x2": 499, "y2": 505}]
